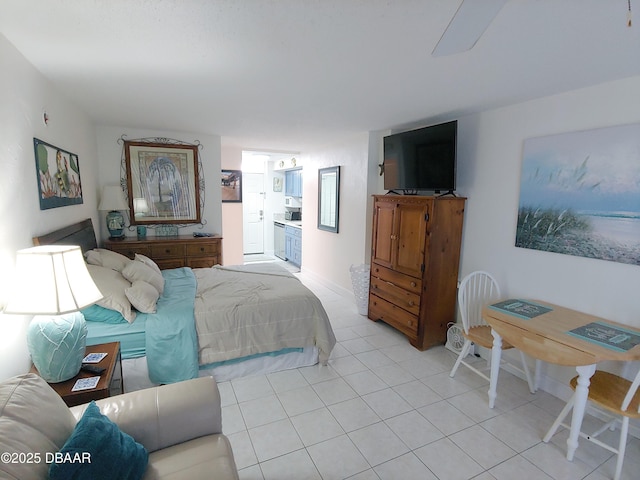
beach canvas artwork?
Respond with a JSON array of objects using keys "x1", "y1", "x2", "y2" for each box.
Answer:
[{"x1": 515, "y1": 123, "x2": 640, "y2": 266}]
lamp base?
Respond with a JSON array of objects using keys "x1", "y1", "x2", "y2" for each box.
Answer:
[
  {"x1": 27, "y1": 312, "x2": 87, "y2": 383},
  {"x1": 106, "y1": 210, "x2": 125, "y2": 239}
]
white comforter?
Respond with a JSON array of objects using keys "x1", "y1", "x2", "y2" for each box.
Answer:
[{"x1": 193, "y1": 264, "x2": 336, "y2": 365}]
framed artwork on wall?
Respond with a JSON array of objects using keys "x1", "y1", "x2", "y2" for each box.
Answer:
[
  {"x1": 124, "y1": 140, "x2": 202, "y2": 225},
  {"x1": 33, "y1": 138, "x2": 83, "y2": 210},
  {"x1": 221, "y1": 169, "x2": 242, "y2": 203},
  {"x1": 515, "y1": 122, "x2": 640, "y2": 266}
]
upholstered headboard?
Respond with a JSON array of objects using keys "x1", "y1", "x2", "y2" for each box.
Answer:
[{"x1": 32, "y1": 218, "x2": 98, "y2": 254}]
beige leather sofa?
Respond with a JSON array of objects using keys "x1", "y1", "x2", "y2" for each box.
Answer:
[{"x1": 0, "y1": 373, "x2": 239, "y2": 480}]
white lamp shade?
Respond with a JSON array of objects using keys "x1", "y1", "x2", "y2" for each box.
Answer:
[
  {"x1": 4, "y1": 245, "x2": 104, "y2": 315},
  {"x1": 133, "y1": 197, "x2": 149, "y2": 216},
  {"x1": 98, "y1": 185, "x2": 129, "y2": 211}
]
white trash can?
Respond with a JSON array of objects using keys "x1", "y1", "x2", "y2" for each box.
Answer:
[{"x1": 350, "y1": 264, "x2": 370, "y2": 316}]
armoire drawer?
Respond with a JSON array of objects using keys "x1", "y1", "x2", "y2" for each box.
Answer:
[
  {"x1": 369, "y1": 278, "x2": 421, "y2": 316},
  {"x1": 368, "y1": 294, "x2": 418, "y2": 338},
  {"x1": 371, "y1": 263, "x2": 422, "y2": 295}
]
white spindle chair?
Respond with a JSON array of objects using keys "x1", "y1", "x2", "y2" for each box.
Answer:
[
  {"x1": 449, "y1": 271, "x2": 536, "y2": 395},
  {"x1": 543, "y1": 367, "x2": 640, "y2": 480}
]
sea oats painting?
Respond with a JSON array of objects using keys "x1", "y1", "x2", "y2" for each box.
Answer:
[{"x1": 516, "y1": 123, "x2": 640, "y2": 265}]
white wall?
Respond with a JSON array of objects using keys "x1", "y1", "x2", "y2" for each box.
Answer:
[
  {"x1": 221, "y1": 145, "x2": 243, "y2": 265},
  {"x1": 0, "y1": 34, "x2": 101, "y2": 381},
  {"x1": 95, "y1": 125, "x2": 222, "y2": 244},
  {"x1": 455, "y1": 75, "x2": 640, "y2": 395},
  {"x1": 456, "y1": 75, "x2": 640, "y2": 326},
  {"x1": 300, "y1": 133, "x2": 370, "y2": 294}
]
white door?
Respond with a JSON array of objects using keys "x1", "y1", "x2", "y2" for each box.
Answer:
[{"x1": 243, "y1": 173, "x2": 265, "y2": 254}]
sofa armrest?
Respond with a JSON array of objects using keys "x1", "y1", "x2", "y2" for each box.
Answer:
[{"x1": 69, "y1": 376, "x2": 222, "y2": 453}]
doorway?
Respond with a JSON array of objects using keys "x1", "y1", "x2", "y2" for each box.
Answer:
[{"x1": 242, "y1": 172, "x2": 265, "y2": 254}]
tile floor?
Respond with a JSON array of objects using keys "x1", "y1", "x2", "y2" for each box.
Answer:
[{"x1": 223, "y1": 263, "x2": 640, "y2": 480}]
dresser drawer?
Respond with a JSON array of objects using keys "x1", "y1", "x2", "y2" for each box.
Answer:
[
  {"x1": 186, "y1": 242, "x2": 220, "y2": 257},
  {"x1": 370, "y1": 278, "x2": 421, "y2": 316},
  {"x1": 154, "y1": 258, "x2": 185, "y2": 270},
  {"x1": 150, "y1": 244, "x2": 186, "y2": 259},
  {"x1": 368, "y1": 294, "x2": 418, "y2": 338},
  {"x1": 186, "y1": 256, "x2": 219, "y2": 268},
  {"x1": 110, "y1": 245, "x2": 150, "y2": 259},
  {"x1": 371, "y1": 263, "x2": 422, "y2": 294}
]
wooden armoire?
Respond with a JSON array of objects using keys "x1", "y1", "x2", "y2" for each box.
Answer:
[{"x1": 368, "y1": 195, "x2": 466, "y2": 350}]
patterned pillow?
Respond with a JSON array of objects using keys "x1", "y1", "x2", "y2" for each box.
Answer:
[{"x1": 49, "y1": 401, "x2": 148, "y2": 480}]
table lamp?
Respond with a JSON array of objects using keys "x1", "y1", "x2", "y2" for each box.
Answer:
[
  {"x1": 99, "y1": 185, "x2": 129, "y2": 239},
  {"x1": 3, "y1": 245, "x2": 104, "y2": 383}
]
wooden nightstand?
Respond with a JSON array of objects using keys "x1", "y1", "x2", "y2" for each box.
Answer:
[{"x1": 31, "y1": 342, "x2": 123, "y2": 407}]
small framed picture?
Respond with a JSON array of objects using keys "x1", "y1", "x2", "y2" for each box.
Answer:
[
  {"x1": 273, "y1": 177, "x2": 283, "y2": 192},
  {"x1": 221, "y1": 169, "x2": 242, "y2": 203}
]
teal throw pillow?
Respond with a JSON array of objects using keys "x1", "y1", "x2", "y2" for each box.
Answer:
[{"x1": 49, "y1": 401, "x2": 148, "y2": 480}]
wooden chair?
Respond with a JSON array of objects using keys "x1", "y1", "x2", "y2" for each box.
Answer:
[
  {"x1": 449, "y1": 271, "x2": 536, "y2": 394},
  {"x1": 543, "y1": 368, "x2": 640, "y2": 480}
]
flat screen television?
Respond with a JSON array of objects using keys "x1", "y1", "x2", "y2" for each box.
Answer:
[{"x1": 383, "y1": 120, "x2": 457, "y2": 193}]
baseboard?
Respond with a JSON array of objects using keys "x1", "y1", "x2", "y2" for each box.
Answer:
[{"x1": 299, "y1": 267, "x2": 356, "y2": 300}]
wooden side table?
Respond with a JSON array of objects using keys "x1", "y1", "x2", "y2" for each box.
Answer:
[{"x1": 31, "y1": 342, "x2": 123, "y2": 407}]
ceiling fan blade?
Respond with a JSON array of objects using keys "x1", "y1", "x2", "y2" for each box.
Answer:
[{"x1": 432, "y1": 0, "x2": 508, "y2": 57}]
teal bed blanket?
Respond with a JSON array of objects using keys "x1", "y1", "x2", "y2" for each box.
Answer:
[
  {"x1": 86, "y1": 267, "x2": 199, "y2": 384},
  {"x1": 145, "y1": 267, "x2": 199, "y2": 384}
]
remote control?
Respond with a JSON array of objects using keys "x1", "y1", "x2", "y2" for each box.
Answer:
[{"x1": 81, "y1": 364, "x2": 105, "y2": 374}]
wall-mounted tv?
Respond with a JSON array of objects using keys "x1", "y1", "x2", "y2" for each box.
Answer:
[{"x1": 383, "y1": 120, "x2": 457, "y2": 194}]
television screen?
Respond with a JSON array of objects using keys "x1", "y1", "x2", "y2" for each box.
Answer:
[{"x1": 383, "y1": 120, "x2": 457, "y2": 193}]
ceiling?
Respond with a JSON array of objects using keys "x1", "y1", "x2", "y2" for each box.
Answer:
[{"x1": 1, "y1": 0, "x2": 638, "y2": 152}]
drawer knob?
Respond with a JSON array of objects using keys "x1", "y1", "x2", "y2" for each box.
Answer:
[
  {"x1": 200, "y1": 247, "x2": 205, "y2": 252},
  {"x1": 410, "y1": 281, "x2": 416, "y2": 287},
  {"x1": 408, "y1": 301, "x2": 415, "y2": 307},
  {"x1": 165, "y1": 249, "x2": 171, "y2": 253}
]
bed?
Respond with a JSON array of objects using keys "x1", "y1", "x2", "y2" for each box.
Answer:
[{"x1": 33, "y1": 219, "x2": 336, "y2": 390}]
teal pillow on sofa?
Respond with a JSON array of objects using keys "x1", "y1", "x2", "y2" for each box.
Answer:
[{"x1": 49, "y1": 401, "x2": 148, "y2": 480}]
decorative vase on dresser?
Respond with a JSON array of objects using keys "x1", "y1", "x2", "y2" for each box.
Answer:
[{"x1": 368, "y1": 195, "x2": 466, "y2": 350}]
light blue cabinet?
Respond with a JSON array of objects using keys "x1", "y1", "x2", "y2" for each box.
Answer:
[
  {"x1": 285, "y1": 169, "x2": 303, "y2": 197},
  {"x1": 284, "y1": 225, "x2": 302, "y2": 267}
]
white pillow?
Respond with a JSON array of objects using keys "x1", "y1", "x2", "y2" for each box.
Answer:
[
  {"x1": 84, "y1": 248, "x2": 131, "y2": 272},
  {"x1": 125, "y1": 281, "x2": 160, "y2": 314},
  {"x1": 134, "y1": 254, "x2": 162, "y2": 276},
  {"x1": 121, "y1": 260, "x2": 165, "y2": 295},
  {"x1": 84, "y1": 249, "x2": 103, "y2": 267},
  {"x1": 86, "y1": 265, "x2": 136, "y2": 323}
]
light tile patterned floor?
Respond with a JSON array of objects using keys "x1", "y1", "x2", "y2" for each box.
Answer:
[{"x1": 225, "y1": 263, "x2": 640, "y2": 480}]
